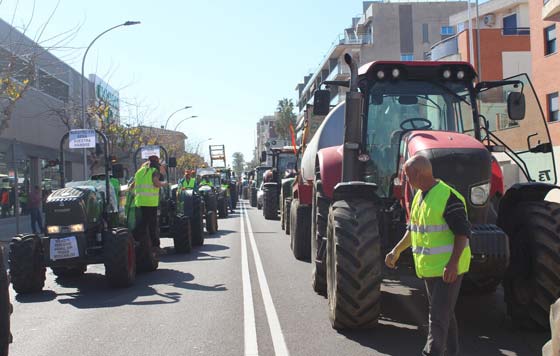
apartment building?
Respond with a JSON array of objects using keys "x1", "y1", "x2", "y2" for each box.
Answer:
[
  {"x1": 430, "y1": 0, "x2": 531, "y2": 81},
  {"x1": 295, "y1": 0, "x2": 467, "y2": 126}
]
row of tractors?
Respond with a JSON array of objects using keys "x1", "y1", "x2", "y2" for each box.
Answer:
[
  {"x1": 255, "y1": 55, "x2": 560, "y2": 331},
  {"x1": 1, "y1": 136, "x2": 237, "y2": 355}
]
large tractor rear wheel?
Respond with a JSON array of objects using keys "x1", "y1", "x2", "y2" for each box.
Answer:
[
  {"x1": 0, "y1": 247, "x2": 11, "y2": 356},
  {"x1": 134, "y1": 224, "x2": 159, "y2": 273},
  {"x1": 104, "y1": 228, "x2": 136, "y2": 288},
  {"x1": 311, "y1": 180, "x2": 329, "y2": 296},
  {"x1": 290, "y1": 198, "x2": 311, "y2": 261},
  {"x1": 172, "y1": 214, "x2": 192, "y2": 253},
  {"x1": 503, "y1": 201, "x2": 560, "y2": 329},
  {"x1": 205, "y1": 211, "x2": 218, "y2": 236},
  {"x1": 52, "y1": 265, "x2": 87, "y2": 279},
  {"x1": 284, "y1": 198, "x2": 292, "y2": 236},
  {"x1": 263, "y1": 187, "x2": 278, "y2": 220},
  {"x1": 327, "y1": 199, "x2": 382, "y2": 330},
  {"x1": 191, "y1": 204, "x2": 205, "y2": 246},
  {"x1": 9, "y1": 234, "x2": 46, "y2": 294},
  {"x1": 250, "y1": 188, "x2": 257, "y2": 207}
]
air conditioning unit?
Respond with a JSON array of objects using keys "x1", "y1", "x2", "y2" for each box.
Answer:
[{"x1": 483, "y1": 14, "x2": 496, "y2": 27}]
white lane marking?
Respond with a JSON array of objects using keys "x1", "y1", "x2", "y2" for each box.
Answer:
[
  {"x1": 243, "y1": 203, "x2": 290, "y2": 356},
  {"x1": 241, "y1": 202, "x2": 259, "y2": 356}
]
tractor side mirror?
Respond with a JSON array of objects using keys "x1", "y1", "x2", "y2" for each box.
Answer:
[
  {"x1": 261, "y1": 151, "x2": 267, "y2": 163},
  {"x1": 168, "y1": 157, "x2": 177, "y2": 168},
  {"x1": 507, "y1": 92, "x2": 525, "y2": 121},
  {"x1": 112, "y1": 164, "x2": 124, "y2": 179},
  {"x1": 313, "y1": 89, "x2": 331, "y2": 116}
]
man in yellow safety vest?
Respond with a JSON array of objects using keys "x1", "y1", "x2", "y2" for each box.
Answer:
[
  {"x1": 385, "y1": 155, "x2": 471, "y2": 356},
  {"x1": 179, "y1": 170, "x2": 197, "y2": 191},
  {"x1": 133, "y1": 155, "x2": 168, "y2": 253}
]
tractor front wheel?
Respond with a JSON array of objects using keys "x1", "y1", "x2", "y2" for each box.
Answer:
[
  {"x1": 134, "y1": 225, "x2": 159, "y2": 273},
  {"x1": 9, "y1": 234, "x2": 46, "y2": 294},
  {"x1": 327, "y1": 199, "x2": 382, "y2": 330},
  {"x1": 191, "y1": 204, "x2": 205, "y2": 246},
  {"x1": 311, "y1": 180, "x2": 329, "y2": 296},
  {"x1": 503, "y1": 201, "x2": 560, "y2": 329},
  {"x1": 290, "y1": 199, "x2": 311, "y2": 261},
  {"x1": 284, "y1": 198, "x2": 292, "y2": 236},
  {"x1": 172, "y1": 214, "x2": 192, "y2": 253},
  {"x1": 0, "y1": 247, "x2": 11, "y2": 356},
  {"x1": 104, "y1": 228, "x2": 136, "y2": 287},
  {"x1": 263, "y1": 187, "x2": 278, "y2": 220}
]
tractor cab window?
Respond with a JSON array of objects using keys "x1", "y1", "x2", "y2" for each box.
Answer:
[
  {"x1": 277, "y1": 154, "x2": 297, "y2": 176},
  {"x1": 477, "y1": 74, "x2": 557, "y2": 187},
  {"x1": 365, "y1": 80, "x2": 471, "y2": 197}
]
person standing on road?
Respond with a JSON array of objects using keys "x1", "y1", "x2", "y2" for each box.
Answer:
[
  {"x1": 133, "y1": 156, "x2": 168, "y2": 254},
  {"x1": 385, "y1": 155, "x2": 471, "y2": 356},
  {"x1": 29, "y1": 185, "x2": 44, "y2": 235},
  {"x1": 1, "y1": 189, "x2": 9, "y2": 218}
]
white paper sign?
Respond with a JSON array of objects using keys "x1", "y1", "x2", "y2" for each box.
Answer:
[
  {"x1": 50, "y1": 236, "x2": 80, "y2": 260},
  {"x1": 69, "y1": 129, "x2": 96, "y2": 149},
  {"x1": 141, "y1": 145, "x2": 160, "y2": 159}
]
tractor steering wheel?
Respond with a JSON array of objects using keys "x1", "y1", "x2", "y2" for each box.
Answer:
[{"x1": 400, "y1": 118, "x2": 432, "y2": 131}]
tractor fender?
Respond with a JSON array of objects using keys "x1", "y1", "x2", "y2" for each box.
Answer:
[
  {"x1": 490, "y1": 156, "x2": 504, "y2": 197},
  {"x1": 332, "y1": 182, "x2": 379, "y2": 202},
  {"x1": 317, "y1": 145, "x2": 343, "y2": 200},
  {"x1": 292, "y1": 176, "x2": 313, "y2": 206},
  {"x1": 498, "y1": 182, "x2": 560, "y2": 231}
]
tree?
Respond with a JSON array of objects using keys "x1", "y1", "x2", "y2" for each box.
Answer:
[
  {"x1": 274, "y1": 98, "x2": 296, "y2": 140},
  {"x1": 232, "y1": 152, "x2": 244, "y2": 176}
]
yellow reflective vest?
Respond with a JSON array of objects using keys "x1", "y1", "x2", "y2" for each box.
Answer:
[
  {"x1": 180, "y1": 177, "x2": 196, "y2": 189},
  {"x1": 134, "y1": 166, "x2": 159, "y2": 207},
  {"x1": 410, "y1": 180, "x2": 471, "y2": 278}
]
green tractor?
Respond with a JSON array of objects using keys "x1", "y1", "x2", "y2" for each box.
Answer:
[
  {"x1": 261, "y1": 147, "x2": 297, "y2": 220},
  {"x1": 124, "y1": 145, "x2": 192, "y2": 272},
  {"x1": 196, "y1": 168, "x2": 220, "y2": 233},
  {"x1": 174, "y1": 171, "x2": 206, "y2": 246},
  {"x1": 0, "y1": 246, "x2": 11, "y2": 356},
  {"x1": 9, "y1": 130, "x2": 136, "y2": 293}
]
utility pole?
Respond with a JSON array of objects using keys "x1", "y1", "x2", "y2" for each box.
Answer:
[
  {"x1": 467, "y1": 0, "x2": 475, "y2": 67},
  {"x1": 475, "y1": 0, "x2": 482, "y2": 80}
]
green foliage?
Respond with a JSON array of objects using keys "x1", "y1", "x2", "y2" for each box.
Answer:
[
  {"x1": 232, "y1": 152, "x2": 244, "y2": 177},
  {"x1": 275, "y1": 98, "x2": 296, "y2": 140}
]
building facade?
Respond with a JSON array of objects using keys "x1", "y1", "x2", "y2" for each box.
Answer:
[{"x1": 295, "y1": 0, "x2": 467, "y2": 125}]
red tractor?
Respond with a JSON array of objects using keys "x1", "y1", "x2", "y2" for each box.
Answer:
[{"x1": 303, "y1": 54, "x2": 560, "y2": 330}]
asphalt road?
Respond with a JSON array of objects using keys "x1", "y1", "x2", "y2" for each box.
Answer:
[{"x1": 6, "y1": 200, "x2": 550, "y2": 356}]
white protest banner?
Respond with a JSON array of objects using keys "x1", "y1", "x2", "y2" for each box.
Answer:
[
  {"x1": 69, "y1": 129, "x2": 96, "y2": 149},
  {"x1": 141, "y1": 145, "x2": 160, "y2": 159}
]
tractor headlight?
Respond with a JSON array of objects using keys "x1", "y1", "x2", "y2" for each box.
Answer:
[
  {"x1": 392, "y1": 68, "x2": 400, "y2": 78},
  {"x1": 457, "y1": 70, "x2": 465, "y2": 79},
  {"x1": 377, "y1": 70, "x2": 385, "y2": 79},
  {"x1": 47, "y1": 226, "x2": 61, "y2": 234},
  {"x1": 69, "y1": 224, "x2": 85, "y2": 233},
  {"x1": 470, "y1": 183, "x2": 490, "y2": 206},
  {"x1": 443, "y1": 69, "x2": 452, "y2": 79}
]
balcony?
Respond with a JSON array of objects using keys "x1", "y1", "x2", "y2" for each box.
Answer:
[
  {"x1": 543, "y1": 0, "x2": 560, "y2": 21},
  {"x1": 430, "y1": 35, "x2": 459, "y2": 61},
  {"x1": 338, "y1": 34, "x2": 372, "y2": 45},
  {"x1": 502, "y1": 27, "x2": 530, "y2": 36},
  {"x1": 326, "y1": 63, "x2": 350, "y2": 82}
]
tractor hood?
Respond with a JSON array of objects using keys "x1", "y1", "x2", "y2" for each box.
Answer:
[{"x1": 405, "y1": 131, "x2": 492, "y2": 223}]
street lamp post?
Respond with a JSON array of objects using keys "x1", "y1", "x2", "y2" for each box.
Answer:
[
  {"x1": 164, "y1": 106, "x2": 192, "y2": 130},
  {"x1": 196, "y1": 138, "x2": 213, "y2": 157},
  {"x1": 80, "y1": 20, "x2": 141, "y2": 179},
  {"x1": 173, "y1": 115, "x2": 199, "y2": 131}
]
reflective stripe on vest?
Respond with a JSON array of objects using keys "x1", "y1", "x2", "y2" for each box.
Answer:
[
  {"x1": 410, "y1": 180, "x2": 471, "y2": 278},
  {"x1": 134, "y1": 166, "x2": 159, "y2": 207}
]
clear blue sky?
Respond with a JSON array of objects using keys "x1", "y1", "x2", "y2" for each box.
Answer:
[{"x1": 1, "y1": 0, "x2": 373, "y2": 163}]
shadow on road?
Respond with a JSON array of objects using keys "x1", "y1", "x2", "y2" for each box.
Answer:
[
  {"x1": 206, "y1": 229, "x2": 236, "y2": 239},
  {"x1": 339, "y1": 271, "x2": 548, "y2": 355},
  {"x1": 160, "y1": 243, "x2": 230, "y2": 263},
  {"x1": 14, "y1": 267, "x2": 227, "y2": 309}
]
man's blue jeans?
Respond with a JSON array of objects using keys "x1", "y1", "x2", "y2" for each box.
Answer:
[{"x1": 30, "y1": 208, "x2": 43, "y2": 234}]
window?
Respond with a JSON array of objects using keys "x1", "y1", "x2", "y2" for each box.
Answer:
[
  {"x1": 503, "y1": 14, "x2": 517, "y2": 35},
  {"x1": 548, "y1": 92, "x2": 559, "y2": 122},
  {"x1": 440, "y1": 26, "x2": 454, "y2": 35},
  {"x1": 400, "y1": 53, "x2": 414, "y2": 61},
  {"x1": 457, "y1": 23, "x2": 465, "y2": 33},
  {"x1": 422, "y1": 24, "x2": 429, "y2": 43},
  {"x1": 545, "y1": 25, "x2": 557, "y2": 55}
]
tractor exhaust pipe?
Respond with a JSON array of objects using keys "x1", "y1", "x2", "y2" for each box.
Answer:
[{"x1": 342, "y1": 53, "x2": 363, "y2": 183}]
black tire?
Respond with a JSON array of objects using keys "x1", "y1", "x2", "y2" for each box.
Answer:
[
  {"x1": 290, "y1": 199, "x2": 311, "y2": 261},
  {"x1": 280, "y1": 197, "x2": 285, "y2": 230},
  {"x1": 311, "y1": 180, "x2": 329, "y2": 296},
  {"x1": 191, "y1": 204, "x2": 205, "y2": 246},
  {"x1": 264, "y1": 187, "x2": 278, "y2": 220},
  {"x1": 104, "y1": 228, "x2": 136, "y2": 288},
  {"x1": 172, "y1": 214, "x2": 192, "y2": 253},
  {"x1": 327, "y1": 199, "x2": 382, "y2": 330},
  {"x1": 284, "y1": 198, "x2": 292, "y2": 236},
  {"x1": 502, "y1": 201, "x2": 560, "y2": 329},
  {"x1": 250, "y1": 188, "x2": 257, "y2": 207},
  {"x1": 134, "y1": 225, "x2": 159, "y2": 273},
  {"x1": 0, "y1": 247, "x2": 11, "y2": 356},
  {"x1": 205, "y1": 211, "x2": 218, "y2": 236},
  {"x1": 52, "y1": 265, "x2": 87, "y2": 279},
  {"x1": 9, "y1": 234, "x2": 46, "y2": 294},
  {"x1": 218, "y1": 198, "x2": 227, "y2": 218}
]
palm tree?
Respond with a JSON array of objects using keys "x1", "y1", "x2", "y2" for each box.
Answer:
[{"x1": 275, "y1": 98, "x2": 296, "y2": 140}]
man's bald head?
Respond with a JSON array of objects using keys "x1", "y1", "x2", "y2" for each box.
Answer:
[{"x1": 404, "y1": 155, "x2": 435, "y2": 190}]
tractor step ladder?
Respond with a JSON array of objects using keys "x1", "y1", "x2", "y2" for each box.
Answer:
[{"x1": 209, "y1": 144, "x2": 226, "y2": 168}]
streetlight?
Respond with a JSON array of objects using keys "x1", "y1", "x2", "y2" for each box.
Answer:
[
  {"x1": 173, "y1": 115, "x2": 199, "y2": 131},
  {"x1": 80, "y1": 20, "x2": 141, "y2": 179},
  {"x1": 196, "y1": 137, "x2": 213, "y2": 155},
  {"x1": 164, "y1": 105, "x2": 192, "y2": 130}
]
